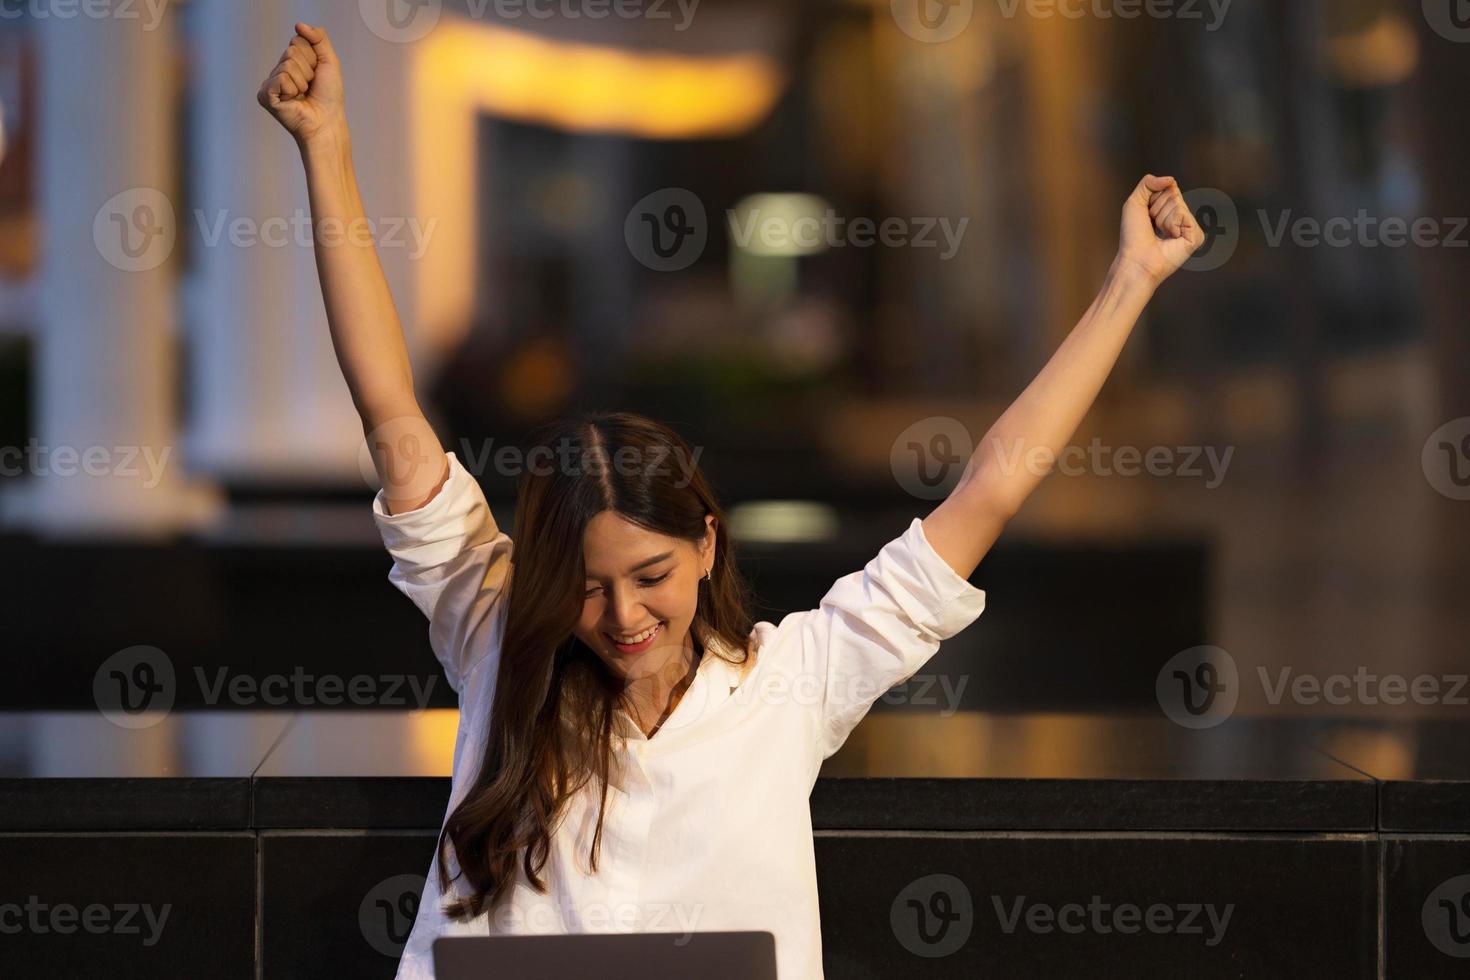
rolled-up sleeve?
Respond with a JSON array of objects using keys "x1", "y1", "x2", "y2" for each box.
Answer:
[
  {"x1": 372, "y1": 451, "x2": 514, "y2": 695},
  {"x1": 787, "y1": 517, "x2": 986, "y2": 762}
]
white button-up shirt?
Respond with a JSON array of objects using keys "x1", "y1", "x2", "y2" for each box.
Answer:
[{"x1": 373, "y1": 452, "x2": 987, "y2": 979}]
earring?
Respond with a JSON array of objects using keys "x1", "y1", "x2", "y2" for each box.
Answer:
[{"x1": 703, "y1": 567, "x2": 712, "y2": 581}]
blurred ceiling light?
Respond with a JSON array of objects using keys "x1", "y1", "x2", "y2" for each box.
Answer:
[
  {"x1": 1318, "y1": 12, "x2": 1419, "y2": 88},
  {"x1": 729, "y1": 193, "x2": 834, "y2": 257},
  {"x1": 728, "y1": 500, "x2": 840, "y2": 543},
  {"x1": 422, "y1": 20, "x2": 784, "y2": 139}
]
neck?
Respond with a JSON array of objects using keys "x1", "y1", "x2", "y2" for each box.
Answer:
[{"x1": 623, "y1": 628, "x2": 701, "y2": 726}]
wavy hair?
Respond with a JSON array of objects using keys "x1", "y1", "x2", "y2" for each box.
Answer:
[{"x1": 437, "y1": 411, "x2": 755, "y2": 920}]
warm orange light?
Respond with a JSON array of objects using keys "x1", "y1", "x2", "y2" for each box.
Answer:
[
  {"x1": 1318, "y1": 13, "x2": 1420, "y2": 89},
  {"x1": 407, "y1": 708, "x2": 464, "y2": 775},
  {"x1": 420, "y1": 20, "x2": 785, "y2": 139}
]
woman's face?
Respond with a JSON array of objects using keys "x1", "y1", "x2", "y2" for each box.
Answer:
[{"x1": 573, "y1": 510, "x2": 716, "y2": 690}]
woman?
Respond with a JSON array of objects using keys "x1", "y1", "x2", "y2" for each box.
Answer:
[{"x1": 257, "y1": 22, "x2": 1203, "y2": 980}]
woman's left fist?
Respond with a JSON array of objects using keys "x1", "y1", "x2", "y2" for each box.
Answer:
[{"x1": 1116, "y1": 175, "x2": 1205, "y2": 286}]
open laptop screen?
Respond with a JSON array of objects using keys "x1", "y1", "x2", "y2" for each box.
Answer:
[{"x1": 433, "y1": 930, "x2": 778, "y2": 979}]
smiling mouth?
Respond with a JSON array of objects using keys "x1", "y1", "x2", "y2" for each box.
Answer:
[{"x1": 605, "y1": 622, "x2": 664, "y2": 651}]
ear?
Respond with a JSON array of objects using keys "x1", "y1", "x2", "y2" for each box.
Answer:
[{"x1": 701, "y1": 514, "x2": 717, "y2": 562}]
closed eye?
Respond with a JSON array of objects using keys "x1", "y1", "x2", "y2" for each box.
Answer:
[{"x1": 584, "y1": 571, "x2": 671, "y2": 599}]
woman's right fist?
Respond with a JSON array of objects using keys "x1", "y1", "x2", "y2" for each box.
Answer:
[{"x1": 256, "y1": 22, "x2": 345, "y2": 146}]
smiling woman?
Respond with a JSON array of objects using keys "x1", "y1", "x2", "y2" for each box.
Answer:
[
  {"x1": 428, "y1": 409, "x2": 758, "y2": 912},
  {"x1": 368, "y1": 401, "x2": 993, "y2": 980}
]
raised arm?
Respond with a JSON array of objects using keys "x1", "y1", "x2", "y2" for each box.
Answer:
[
  {"x1": 922, "y1": 174, "x2": 1204, "y2": 580},
  {"x1": 256, "y1": 22, "x2": 447, "y2": 515}
]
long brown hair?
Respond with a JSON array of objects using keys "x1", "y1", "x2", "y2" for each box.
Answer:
[{"x1": 437, "y1": 411, "x2": 755, "y2": 919}]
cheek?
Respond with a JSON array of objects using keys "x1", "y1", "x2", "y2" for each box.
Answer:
[
  {"x1": 578, "y1": 599, "x2": 603, "y2": 635},
  {"x1": 655, "y1": 578, "x2": 699, "y2": 617}
]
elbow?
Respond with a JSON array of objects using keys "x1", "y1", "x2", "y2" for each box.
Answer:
[{"x1": 954, "y1": 470, "x2": 1026, "y2": 525}]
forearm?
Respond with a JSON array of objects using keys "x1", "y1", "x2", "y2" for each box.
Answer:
[
  {"x1": 258, "y1": 24, "x2": 445, "y2": 514},
  {"x1": 962, "y1": 257, "x2": 1157, "y2": 516},
  {"x1": 298, "y1": 127, "x2": 419, "y2": 425},
  {"x1": 921, "y1": 173, "x2": 1198, "y2": 582}
]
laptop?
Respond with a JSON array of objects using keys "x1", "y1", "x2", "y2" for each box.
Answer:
[{"x1": 433, "y1": 931, "x2": 778, "y2": 979}]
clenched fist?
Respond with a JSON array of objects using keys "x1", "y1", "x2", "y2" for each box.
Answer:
[
  {"x1": 1117, "y1": 175, "x2": 1205, "y2": 286},
  {"x1": 256, "y1": 22, "x2": 346, "y2": 147}
]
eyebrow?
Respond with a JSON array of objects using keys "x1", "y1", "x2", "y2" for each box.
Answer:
[{"x1": 585, "y1": 551, "x2": 675, "y2": 581}]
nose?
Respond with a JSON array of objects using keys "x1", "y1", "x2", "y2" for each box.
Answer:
[{"x1": 604, "y1": 586, "x2": 646, "y2": 631}]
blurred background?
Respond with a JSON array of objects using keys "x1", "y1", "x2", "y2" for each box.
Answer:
[{"x1": 0, "y1": 0, "x2": 1466, "y2": 720}]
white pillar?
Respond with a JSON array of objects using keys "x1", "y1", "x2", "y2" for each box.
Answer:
[
  {"x1": 18, "y1": 1, "x2": 218, "y2": 536},
  {"x1": 184, "y1": 0, "x2": 396, "y2": 482}
]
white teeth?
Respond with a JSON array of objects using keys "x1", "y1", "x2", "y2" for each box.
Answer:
[{"x1": 610, "y1": 623, "x2": 661, "y2": 644}]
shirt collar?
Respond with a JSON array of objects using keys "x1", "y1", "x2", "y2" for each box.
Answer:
[{"x1": 610, "y1": 628, "x2": 752, "y2": 742}]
